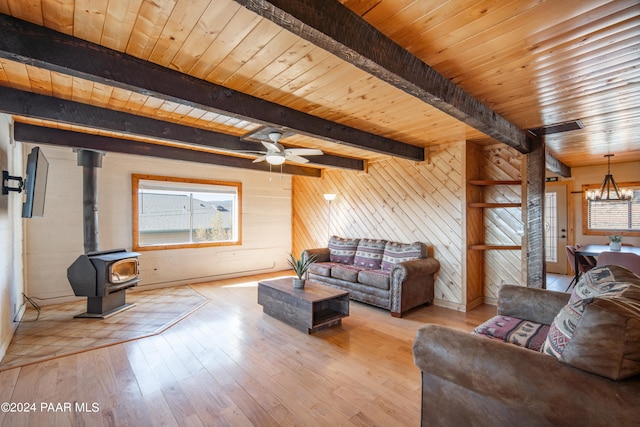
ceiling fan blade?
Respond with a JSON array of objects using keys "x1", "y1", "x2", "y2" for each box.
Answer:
[
  {"x1": 252, "y1": 155, "x2": 267, "y2": 163},
  {"x1": 285, "y1": 154, "x2": 310, "y2": 164},
  {"x1": 285, "y1": 148, "x2": 323, "y2": 156},
  {"x1": 261, "y1": 141, "x2": 281, "y2": 152}
]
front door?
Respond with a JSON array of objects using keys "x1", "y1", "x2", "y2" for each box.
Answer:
[{"x1": 545, "y1": 184, "x2": 568, "y2": 274}]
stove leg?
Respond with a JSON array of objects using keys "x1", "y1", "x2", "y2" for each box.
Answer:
[{"x1": 75, "y1": 290, "x2": 135, "y2": 318}]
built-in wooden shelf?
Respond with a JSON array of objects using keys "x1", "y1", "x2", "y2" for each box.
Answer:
[
  {"x1": 467, "y1": 179, "x2": 522, "y2": 252},
  {"x1": 468, "y1": 245, "x2": 522, "y2": 251},
  {"x1": 468, "y1": 202, "x2": 521, "y2": 208},
  {"x1": 469, "y1": 180, "x2": 522, "y2": 186}
]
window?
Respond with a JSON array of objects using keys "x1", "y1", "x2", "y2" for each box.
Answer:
[
  {"x1": 582, "y1": 181, "x2": 640, "y2": 237},
  {"x1": 544, "y1": 192, "x2": 558, "y2": 263},
  {"x1": 133, "y1": 174, "x2": 241, "y2": 250}
]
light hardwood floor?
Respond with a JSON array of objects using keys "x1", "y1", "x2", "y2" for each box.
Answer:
[{"x1": 0, "y1": 272, "x2": 499, "y2": 426}]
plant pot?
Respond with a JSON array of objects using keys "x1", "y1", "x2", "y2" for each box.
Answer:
[
  {"x1": 293, "y1": 278, "x2": 305, "y2": 289},
  {"x1": 610, "y1": 241, "x2": 622, "y2": 251}
]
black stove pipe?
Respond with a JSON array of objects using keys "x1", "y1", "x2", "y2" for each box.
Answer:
[{"x1": 76, "y1": 150, "x2": 104, "y2": 254}]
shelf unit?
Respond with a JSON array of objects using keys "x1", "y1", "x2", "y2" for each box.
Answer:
[{"x1": 468, "y1": 180, "x2": 522, "y2": 251}]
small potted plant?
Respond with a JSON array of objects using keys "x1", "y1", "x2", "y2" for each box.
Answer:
[
  {"x1": 608, "y1": 234, "x2": 623, "y2": 251},
  {"x1": 287, "y1": 252, "x2": 317, "y2": 289}
]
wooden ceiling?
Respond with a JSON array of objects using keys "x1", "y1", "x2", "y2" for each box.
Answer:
[{"x1": 0, "y1": 0, "x2": 638, "y2": 174}]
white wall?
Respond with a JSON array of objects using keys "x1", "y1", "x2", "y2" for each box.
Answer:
[
  {"x1": 24, "y1": 144, "x2": 294, "y2": 305},
  {"x1": 0, "y1": 114, "x2": 24, "y2": 359}
]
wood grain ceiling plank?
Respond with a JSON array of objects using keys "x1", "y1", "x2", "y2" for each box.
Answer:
[
  {"x1": 420, "y1": 0, "x2": 602, "y2": 69},
  {"x1": 104, "y1": 85, "x2": 136, "y2": 112},
  {"x1": 50, "y1": 70, "x2": 73, "y2": 99},
  {"x1": 3, "y1": 0, "x2": 43, "y2": 24},
  {"x1": 121, "y1": 90, "x2": 150, "y2": 115},
  {"x1": 88, "y1": 81, "x2": 115, "y2": 108},
  {"x1": 447, "y1": 5, "x2": 639, "y2": 83},
  {"x1": 237, "y1": 38, "x2": 316, "y2": 98},
  {"x1": 221, "y1": 28, "x2": 298, "y2": 90},
  {"x1": 245, "y1": 39, "x2": 319, "y2": 98},
  {"x1": 284, "y1": 62, "x2": 364, "y2": 110},
  {"x1": 101, "y1": 0, "x2": 144, "y2": 52},
  {"x1": 0, "y1": 0, "x2": 10, "y2": 15},
  {"x1": 0, "y1": 58, "x2": 7, "y2": 82},
  {"x1": 234, "y1": 0, "x2": 530, "y2": 153},
  {"x1": 147, "y1": 0, "x2": 211, "y2": 66},
  {"x1": 1, "y1": 60, "x2": 32, "y2": 91},
  {"x1": 364, "y1": 0, "x2": 455, "y2": 36},
  {"x1": 72, "y1": 0, "x2": 108, "y2": 44},
  {"x1": 25, "y1": 66, "x2": 52, "y2": 96},
  {"x1": 469, "y1": 36, "x2": 640, "y2": 101},
  {"x1": 187, "y1": 2, "x2": 264, "y2": 79},
  {"x1": 126, "y1": 0, "x2": 177, "y2": 59},
  {"x1": 205, "y1": 18, "x2": 282, "y2": 85},
  {"x1": 437, "y1": 7, "x2": 637, "y2": 93},
  {"x1": 42, "y1": 0, "x2": 75, "y2": 33},
  {"x1": 275, "y1": 52, "x2": 343, "y2": 102},
  {"x1": 405, "y1": 0, "x2": 538, "y2": 56}
]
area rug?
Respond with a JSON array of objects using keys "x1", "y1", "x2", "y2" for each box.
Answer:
[{"x1": 0, "y1": 286, "x2": 209, "y2": 370}]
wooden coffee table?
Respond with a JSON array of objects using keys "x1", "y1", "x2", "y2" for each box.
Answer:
[{"x1": 257, "y1": 278, "x2": 349, "y2": 334}]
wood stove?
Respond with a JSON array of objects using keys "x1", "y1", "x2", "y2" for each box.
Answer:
[
  {"x1": 66, "y1": 149, "x2": 141, "y2": 318},
  {"x1": 67, "y1": 249, "x2": 140, "y2": 318}
]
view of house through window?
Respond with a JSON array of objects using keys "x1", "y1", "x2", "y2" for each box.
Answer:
[
  {"x1": 133, "y1": 175, "x2": 241, "y2": 250},
  {"x1": 583, "y1": 182, "x2": 640, "y2": 236}
]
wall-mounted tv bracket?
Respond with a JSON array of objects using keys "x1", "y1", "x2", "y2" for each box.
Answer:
[{"x1": 2, "y1": 170, "x2": 24, "y2": 194}]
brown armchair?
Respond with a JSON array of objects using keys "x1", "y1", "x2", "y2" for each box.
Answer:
[{"x1": 413, "y1": 265, "x2": 640, "y2": 427}]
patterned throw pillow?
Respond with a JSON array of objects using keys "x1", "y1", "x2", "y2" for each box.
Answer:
[
  {"x1": 353, "y1": 238, "x2": 387, "y2": 269},
  {"x1": 381, "y1": 241, "x2": 424, "y2": 271},
  {"x1": 474, "y1": 315, "x2": 550, "y2": 352},
  {"x1": 328, "y1": 236, "x2": 360, "y2": 264},
  {"x1": 542, "y1": 265, "x2": 639, "y2": 366}
]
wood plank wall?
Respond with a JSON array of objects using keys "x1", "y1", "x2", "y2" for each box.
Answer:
[
  {"x1": 293, "y1": 143, "x2": 466, "y2": 308},
  {"x1": 292, "y1": 141, "x2": 524, "y2": 311}
]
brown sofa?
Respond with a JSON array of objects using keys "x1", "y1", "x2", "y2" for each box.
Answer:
[
  {"x1": 302, "y1": 236, "x2": 440, "y2": 317},
  {"x1": 413, "y1": 265, "x2": 640, "y2": 427}
]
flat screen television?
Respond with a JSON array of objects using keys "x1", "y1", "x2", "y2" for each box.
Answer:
[{"x1": 22, "y1": 147, "x2": 49, "y2": 218}]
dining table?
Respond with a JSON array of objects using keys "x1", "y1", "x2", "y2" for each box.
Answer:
[{"x1": 573, "y1": 244, "x2": 640, "y2": 286}]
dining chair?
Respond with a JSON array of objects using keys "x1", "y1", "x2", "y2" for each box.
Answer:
[
  {"x1": 565, "y1": 245, "x2": 597, "y2": 291},
  {"x1": 596, "y1": 252, "x2": 640, "y2": 275}
]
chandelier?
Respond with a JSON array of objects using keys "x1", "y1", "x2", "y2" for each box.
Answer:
[{"x1": 585, "y1": 154, "x2": 632, "y2": 201}]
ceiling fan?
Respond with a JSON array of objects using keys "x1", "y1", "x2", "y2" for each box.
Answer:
[{"x1": 252, "y1": 131, "x2": 323, "y2": 165}]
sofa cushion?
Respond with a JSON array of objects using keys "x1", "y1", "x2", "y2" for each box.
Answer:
[
  {"x1": 473, "y1": 315, "x2": 550, "y2": 352},
  {"x1": 381, "y1": 241, "x2": 424, "y2": 271},
  {"x1": 353, "y1": 238, "x2": 387, "y2": 269},
  {"x1": 358, "y1": 269, "x2": 390, "y2": 290},
  {"x1": 308, "y1": 262, "x2": 335, "y2": 277},
  {"x1": 328, "y1": 236, "x2": 360, "y2": 264},
  {"x1": 542, "y1": 265, "x2": 640, "y2": 380},
  {"x1": 331, "y1": 264, "x2": 364, "y2": 282}
]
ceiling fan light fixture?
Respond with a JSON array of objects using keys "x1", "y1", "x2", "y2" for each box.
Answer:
[
  {"x1": 266, "y1": 152, "x2": 286, "y2": 165},
  {"x1": 268, "y1": 132, "x2": 282, "y2": 143},
  {"x1": 585, "y1": 154, "x2": 632, "y2": 201}
]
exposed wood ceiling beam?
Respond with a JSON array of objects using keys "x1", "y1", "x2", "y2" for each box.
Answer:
[
  {"x1": 0, "y1": 13, "x2": 423, "y2": 162},
  {"x1": 13, "y1": 123, "x2": 322, "y2": 178},
  {"x1": 0, "y1": 86, "x2": 364, "y2": 171},
  {"x1": 545, "y1": 150, "x2": 572, "y2": 178},
  {"x1": 234, "y1": 0, "x2": 532, "y2": 154}
]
